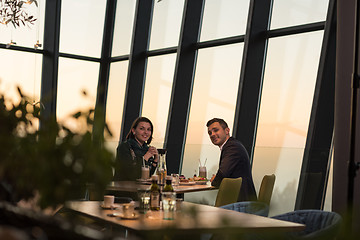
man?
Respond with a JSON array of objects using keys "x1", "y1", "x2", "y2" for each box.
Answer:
[{"x1": 207, "y1": 118, "x2": 257, "y2": 201}]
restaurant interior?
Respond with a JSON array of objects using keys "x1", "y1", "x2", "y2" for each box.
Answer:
[{"x1": 1, "y1": 0, "x2": 360, "y2": 239}]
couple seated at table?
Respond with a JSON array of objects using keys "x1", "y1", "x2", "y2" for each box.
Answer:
[{"x1": 113, "y1": 117, "x2": 257, "y2": 202}]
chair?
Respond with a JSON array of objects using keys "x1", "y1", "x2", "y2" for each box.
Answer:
[
  {"x1": 258, "y1": 174, "x2": 276, "y2": 205},
  {"x1": 271, "y1": 209, "x2": 342, "y2": 240},
  {"x1": 214, "y1": 177, "x2": 242, "y2": 207},
  {"x1": 220, "y1": 201, "x2": 269, "y2": 217}
]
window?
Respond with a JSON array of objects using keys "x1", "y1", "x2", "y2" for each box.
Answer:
[
  {"x1": 252, "y1": 31, "x2": 324, "y2": 215},
  {"x1": 141, "y1": 54, "x2": 177, "y2": 148},
  {"x1": 60, "y1": 0, "x2": 106, "y2": 57}
]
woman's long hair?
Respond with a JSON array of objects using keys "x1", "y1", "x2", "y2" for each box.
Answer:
[{"x1": 126, "y1": 117, "x2": 153, "y2": 144}]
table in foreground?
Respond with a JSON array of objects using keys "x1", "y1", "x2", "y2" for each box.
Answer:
[{"x1": 64, "y1": 201, "x2": 305, "y2": 239}]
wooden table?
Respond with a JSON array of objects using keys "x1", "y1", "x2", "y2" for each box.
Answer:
[
  {"x1": 64, "y1": 201, "x2": 305, "y2": 239},
  {"x1": 106, "y1": 181, "x2": 216, "y2": 194}
]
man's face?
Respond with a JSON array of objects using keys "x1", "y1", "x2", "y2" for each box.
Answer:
[{"x1": 207, "y1": 122, "x2": 230, "y2": 147}]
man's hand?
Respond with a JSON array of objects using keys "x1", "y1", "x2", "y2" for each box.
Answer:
[{"x1": 210, "y1": 174, "x2": 216, "y2": 182}]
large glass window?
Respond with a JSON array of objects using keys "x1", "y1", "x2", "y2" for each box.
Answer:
[
  {"x1": 57, "y1": 58, "x2": 99, "y2": 131},
  {"x1": 111, "y1": 0, "x2": 136, "y2": 56},
  {"x1": 60, "y1": 0, "x2": 106, "y2": 57},
  {"x1": 148, "y1": 0, "x2": 184, "y2": 50},
  {"x1": 252, "y1": 31, "x2": 324, "y2": 216},
  {"x1": 200, "y1": 0, "x2": 250, "y2": 41},
  {"x1": 0, "y1": 49, "x2": 41, "y2": 102},
  {"x1": 141, "y1": 54, "x2": 177, "y2": 148},
  {"x1": 0, "y1": 0, "x2": 45, "y2": 49},
  {"x1": 182, "y1": 44, "x2": 243, "y2": 205},
  {"x1": 270, "y1": 0, "x2": 329, "y2": 29},
  {"x1": 105, "y1": 61, "x2": 129, "y2": 154}
]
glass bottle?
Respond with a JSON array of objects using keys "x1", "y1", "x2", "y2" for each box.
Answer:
[
  {"x1": 156, "y1": 149, "x2": 167, "y2": 185},
  {"x1": 163, "y1": 175, "x2": 174, "y2": 192},
  {"x1": 150, "y1": 175, "x2": 160, "y2": 211}
]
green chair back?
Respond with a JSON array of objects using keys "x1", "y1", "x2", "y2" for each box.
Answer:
[
  {"x1": 258, "y1": 174, "x2": 276, "y2": 205},
  {"x1": 214, "y1": 177, "x2": 242, "y2": 207}
]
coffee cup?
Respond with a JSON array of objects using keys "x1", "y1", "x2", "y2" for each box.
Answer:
[{"x1": 103, "y1": 195, "x2": 114, "y2": 208}]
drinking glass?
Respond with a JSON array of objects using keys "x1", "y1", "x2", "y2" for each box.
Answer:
[
  {"x1": 138, "y1": 189, "x2": 150, "y2": 214},
  {"x1": 199, "y1": 166, "x2": 207, "y2": 178},
  {"x1": 162, "y1": 192, "x2": 176, "y2": 220},
  {"x1": 141, "y1": 166, "x2": 150, "y2": 179},
  {"x1": 171, "y1": 173, "x2": 179, "y2": 186}
]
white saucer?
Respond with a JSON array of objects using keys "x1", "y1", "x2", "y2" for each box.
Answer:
[
  {"x1": 100, "y1": 203, "x2": 120, "y2": 209},
  {"x1": 118, "y1": 213, "x2": 139, "y2": 220}
]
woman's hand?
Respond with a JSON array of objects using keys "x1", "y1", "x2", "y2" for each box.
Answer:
[{"x1": 143, "y1": 146, "x2": 159, "y2": 162}]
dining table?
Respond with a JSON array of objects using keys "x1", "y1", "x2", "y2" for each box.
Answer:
[
  {"x1": 64, "y1": 200, "x2": 305, "y2": 240},
  {"x1": 106, "y1": 180, "x2": 216, "y2": 194}
]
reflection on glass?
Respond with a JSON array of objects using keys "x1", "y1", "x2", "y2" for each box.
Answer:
[
  {"x1": 200, "y1": 0, "x2": 250, "y2": 41},
  {"x1": 105, "y1": 61, "x2": 128, "y2": 153},
  {"x1": 57, "y1": 58, "x2": 99, "y2": 131},
  {"x1": 252, "y1": 32, "x2": 324, "y2": 216},
  {"x1": 112, "y1": 0, "x2": 136, "y2": 56},
  {"x1": 182, "y1": 44, "x2": 243, "y2": 179},
  {"x1": 141, "y1": 54, "x2": 176, "y2": 148},
  {"x1": 271, "y1": 0, "x2": 329, "y2": 29},
  {"x1": 323, "y1": 149, "x2": 333, "y2": 211},
  {"x1": 149, "y1": 0, "x2": 184, "y2": 50},
  {"x1": 60, "y1": 0, "x2": 106, "y2": 57},
  {"x1": 0, "y1": 0, "x2": 45, "y2": 49}
]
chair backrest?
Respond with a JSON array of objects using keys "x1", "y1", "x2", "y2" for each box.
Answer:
[
  {"x1": 271, "y1": 209, "x2": 343, "y2": 240},
  {"x1": 258, "y1": 174, "x2": 276, "y2": 205},
  {"x1": 220, "y1": 201, "x2": 269, "y2": 217},
  {"x1": 214, "y1": 177, "x2": 242, "y2": 207}
]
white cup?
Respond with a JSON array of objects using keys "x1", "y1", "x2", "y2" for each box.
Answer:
[{"x1": 104, "y1": 195, "x2": 114, "y2": 208}]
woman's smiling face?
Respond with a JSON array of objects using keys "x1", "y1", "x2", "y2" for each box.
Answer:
[{"x1": 132, "y1": 121, "x2": 152, "y2": 145}]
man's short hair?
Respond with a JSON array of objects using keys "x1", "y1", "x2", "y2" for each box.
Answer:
[{"x1": 206, "y1": 118, "x2": 228, "y2": 129}]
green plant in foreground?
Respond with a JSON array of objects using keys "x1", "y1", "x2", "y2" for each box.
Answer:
[{"x1": 0, "y1": 87, "x2": 114, "y2": 209}]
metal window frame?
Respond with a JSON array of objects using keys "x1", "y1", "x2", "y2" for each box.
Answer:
[
  {"x1": 119, "y1": 0, "x2": 154, "y2": 142},
  {"x1": 295, "y1": 0, "x2": 336, "y2": 210}
]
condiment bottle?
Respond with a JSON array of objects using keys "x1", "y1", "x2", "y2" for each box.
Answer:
[
  {"x1": 150, "y1": 175, "x2": 160, "y2": 211},
  {"x1": 163, "y1": 176, "x2": 174, "y2": 192}
]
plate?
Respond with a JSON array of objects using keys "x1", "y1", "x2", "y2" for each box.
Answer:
[
  {"x1": 179, "y1": 181, "x2": 196, "y2": 186},
  {"x1": 136, "y1": 179, "x2": 152, "y2": 184},
  {"x1": 194, "y1": 181, "x2": 208, "y2": 185}
]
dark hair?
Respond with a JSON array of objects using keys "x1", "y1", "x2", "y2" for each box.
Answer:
[
  {"x1": 126, "y1": 117, "x2": 153, "y2": 144},
  {"x1": 206, "y1": 118, "x2": 228, "y2": 129}
]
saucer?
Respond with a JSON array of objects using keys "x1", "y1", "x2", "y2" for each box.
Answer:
[
  {"x1": 118, "y1": 213, "x2": 139, "y2": 220},
  {"x1": 100, "y1": 203, "x2": 120, "y2": 209}
]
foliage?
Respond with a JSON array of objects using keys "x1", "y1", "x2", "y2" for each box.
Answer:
[
  {"x1": 0, "y1": 0, "x2": 38, "y2": 28},
  {"x1": 0, "y1": 87, "x2": 114, "y2": 209}
]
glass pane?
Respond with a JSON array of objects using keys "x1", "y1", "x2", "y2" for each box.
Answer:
[
  {"x1": 105, "y1": 61, "x2": 129, "y2": 154},
  {"x1": 200, "y1": 0, "x2": 250, "y2": 41},
  {"x1": 112, "y1": 0, "x2": 136, "y2": 56},
  {"x1": 252, "y1": 31, "x2": 324, "y2": 216},
  {"x1": 57, "y1": 58, "x2": 99, "y2": 130},
  {"x1": 0, "y1": 0, "x2": 45, "y2": 49},
  {"x1": 148, "y1": 0, "x2": 185, "y2": 50},
  {"x1": 182, "y1": 44, "x2": 243, "y2": 205},
  {"x1": 60, "y1": 0, "x2": 106, "y2": 57},
  {"x1": 141, "y1": 54, "x2": 177, "y2": 148},
  {"x1": 271, "y1": 0, "x2": 329, "y2": 29},
  {"x1": 0, "y1": 49, "x2": 41, "y2": 102}
]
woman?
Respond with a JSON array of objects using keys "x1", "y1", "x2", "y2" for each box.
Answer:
[{"x1": 113, "y1": 117, "x2": 159, "y2": 181}]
